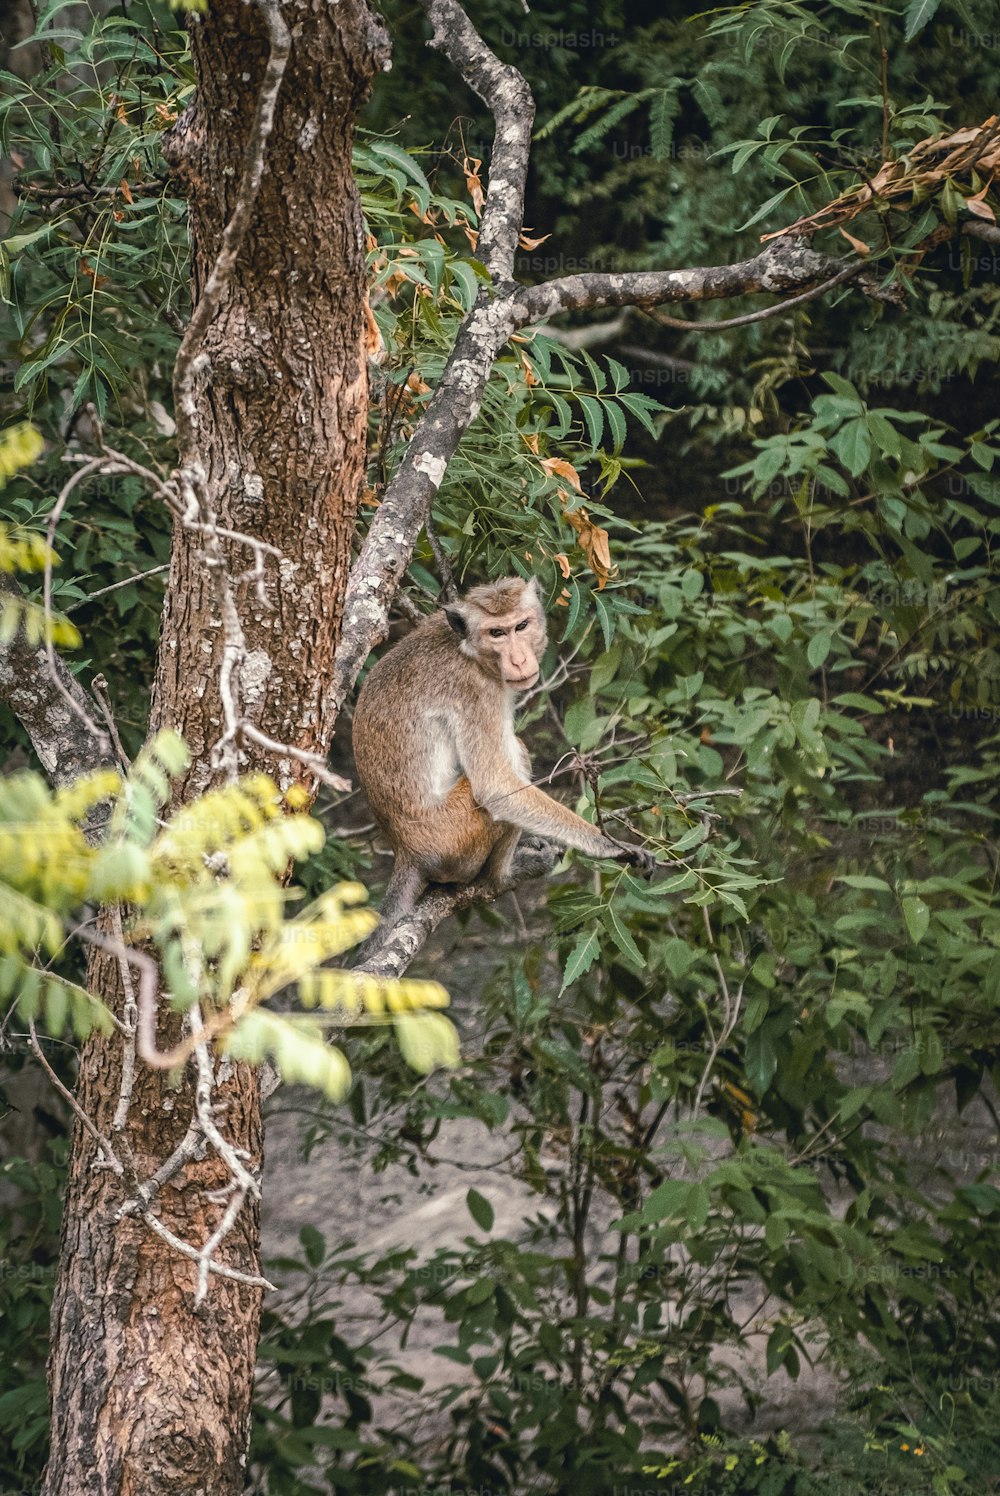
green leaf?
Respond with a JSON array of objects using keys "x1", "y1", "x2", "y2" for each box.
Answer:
[
  {"x1": 648, "y1": 85, "x2": 679, "y2": 160},
  {"x1": 604, "y1": 904, "x2": 645, "y2": 967},
  {"x1": 638, "y1": 1178, "x2": 698, "y2": 1224},
  {"x1": 300, "y1": 1224, "x2": 326, "y2": 1267},
  {"x1": 745, "y1": 1027, "x2": 778, "y2": 1092},
  {"x1": 833, "y1": 692, "x2": 885, "y2": 713},
  {"x1": 821, "y1": 372, "x2": 861, "y2": 403},
  {"x1": 448, "y1": 260, "x2": 480, "y2": 311},
  {"x1": 561, "y1": 928, "x2": 601, "y2": 990},
  {"x1": 395, "y1": 1011, "x2": 461, "y2": 1074},
  {"x1": 671, "y1": 821, "x2": 708, "y2": 854},
  {"x1": 807, "y1": 631, "x2": 832, "y2": 668},
  {"x1": 831, "y1": 418, "x2": 871, "y2": 477},
  {"x1": 663, "y1": 937, "x2": 698, "y2": 978},
  {"x1": 767, "y1": 1324, "x2": 798, "y2": 1377},
  {"x1": 867, "y1": 410, "x2": 902, "y2": 458},
  {"x1": 368, "y1": 140, "x2": 430, "y2": 191},
  {"x1": 466, "y1": 1188, "x2": 494, "y2": 1233},
  {"x1": 737, "y1": 184, "x2": 796, "y2": 232},
  {"x1": 1, "y1": 222, "x2": 55, "y2": 258},
  {"x1": 578, "y1": 394, "x2": 605, "y2": 451},
  {"x1": 904, "y1": 0, "x2": 941, "y2": 40},
  {"x1": 920, "y1": 1029, "x2": 944, "y2": 1075},
  {"x1": 902, "y1": 895, "x2": 930, "y2": 944}
]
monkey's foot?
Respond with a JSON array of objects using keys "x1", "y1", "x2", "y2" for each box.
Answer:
[{"x1": 510, "y1": 836, "x2": 560, "y2": 881}]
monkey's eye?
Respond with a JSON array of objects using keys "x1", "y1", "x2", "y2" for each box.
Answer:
[
  {"x1": 489, "y1": 628, "x2": 506, "y2": 639},
  {"x1": 515, "y1": 618, "x2": 530, "y2": 632}
]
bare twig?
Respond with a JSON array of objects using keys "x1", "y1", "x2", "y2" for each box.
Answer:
[
  {"x1": 65, "y1": 563, "x2": 170, "y2": 612},
  {"x1": 27, "y1": 1019, "x2": 123, "y2": 1175},
  {"x1": 110, "y1": 907, "x2": 139, "y2": 1133},
  {"x1": 189, "y1": 1002, "x2": 260, "y2": 1200},
  {"x1": 238, "y1": 722, "x2": 351, "y2": 791},
  {"x1": 117, "y1": 1121, "x2": 204, "y2": 1215},
  {"x1": 77, "y1": 927, "x2": 178, "y2": 1069},
  {"x1": 138, "y1": 1207, "x2": 274, "y2": 1294},
  {"x1": 194, "y1": 1183, "x2": 254, "y2": 1304},
  {"x1": 424, "y1": 510, "x2": 458, "y2": 601},
  {"x1": 692, "y1": 908, "x2": 746, "y2": 1114},
  {"x1": 393, "y1": 589, "x2": 426, "y2": 625},
  {"x1": 90, "y1": 675, "x2": 131, "y2": 772}
]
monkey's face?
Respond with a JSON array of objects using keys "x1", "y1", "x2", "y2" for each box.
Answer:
[
  {"x1": 445, "y1": 580, "x2": 547, "y2": 690},
  {"x1": 480, "y1": 609, "x2": 545, "y2": 689}
]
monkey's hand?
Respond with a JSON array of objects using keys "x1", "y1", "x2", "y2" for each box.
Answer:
[{"x1": 615, "y1": 845, "x2": 657, "y2": 879}]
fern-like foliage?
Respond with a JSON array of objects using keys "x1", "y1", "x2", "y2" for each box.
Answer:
[{"x1": 1, "y1": 732, "x2": 456, "y2": 1098}]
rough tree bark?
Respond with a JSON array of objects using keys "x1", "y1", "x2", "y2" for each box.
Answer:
[{"x1": 41, "y1": 3, "x2": 389, "y2": 1492}]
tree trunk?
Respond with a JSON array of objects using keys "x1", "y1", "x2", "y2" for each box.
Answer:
[{"x1": 42, "y1": 3, "x2": 389, "y2": 1491}]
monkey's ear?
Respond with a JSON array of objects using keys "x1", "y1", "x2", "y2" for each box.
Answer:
[
  {"x1": 526, "y1": 575, "x2": 542, "y2": 601},
  {"x1": 444, "y1": 605, "x2": 468, "y2": 638}
]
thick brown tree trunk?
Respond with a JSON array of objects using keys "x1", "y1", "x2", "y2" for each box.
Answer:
[{"x1": 42, "y1": 3, "x2": 389, "y2": 1492}]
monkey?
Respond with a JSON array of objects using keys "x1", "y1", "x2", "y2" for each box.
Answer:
[{"x1": 351, "y1": 575, "x2": 655, "y2": 942}]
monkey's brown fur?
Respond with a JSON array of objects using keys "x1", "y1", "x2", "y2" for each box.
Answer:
[{"x1": 352, "y1": 577, "x2": 654, "y2": 940}]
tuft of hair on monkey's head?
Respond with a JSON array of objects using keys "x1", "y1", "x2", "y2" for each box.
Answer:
[{"x1": 463, "y1": 576, "x2": 540, "y2": 617}]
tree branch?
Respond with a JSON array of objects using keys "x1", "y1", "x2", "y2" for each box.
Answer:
[
  {"x1": 419, "y1": 0, "x2": 534, "y2": 280},
  {"x1": 354, "y1": 841, "x2": 559, "y2": 978},
  {"x1": 511, "y1": 239, "x2": 871, "y2": 324},
  {"x1": 638, "y1": 260, "x2": 864, "y2": 332},
  {"x1": 329, "y1": 294, "x2": 518, "y2": 717}
]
